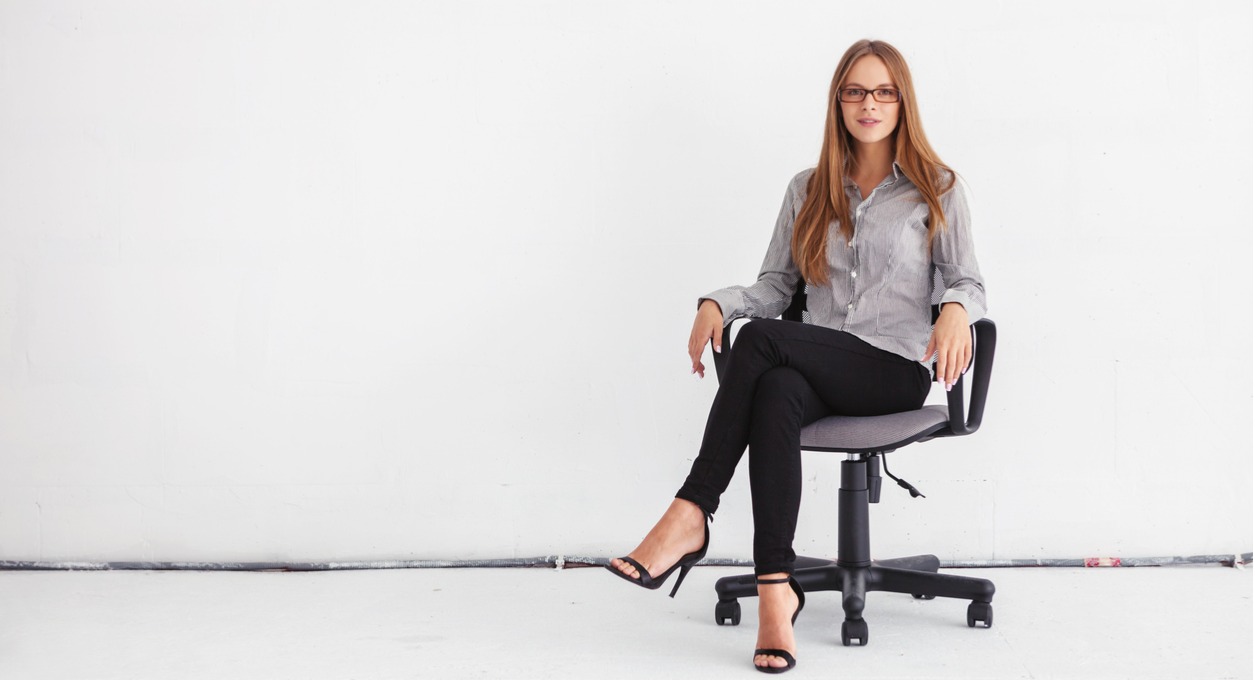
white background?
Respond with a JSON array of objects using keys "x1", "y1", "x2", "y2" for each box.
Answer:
[{"x1": 0, "y1": 0, "x2": 1250, "y2": 564}]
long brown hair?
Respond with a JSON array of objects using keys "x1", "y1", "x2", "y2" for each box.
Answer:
[{"x1": 793, "y1": 39, "x2": 959, "y2": 286}]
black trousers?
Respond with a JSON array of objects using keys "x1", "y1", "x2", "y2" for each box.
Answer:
[{"x1": 675, "y1": 318, "x2": 931, "y2": 576}]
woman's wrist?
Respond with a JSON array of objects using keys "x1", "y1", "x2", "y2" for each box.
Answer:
[
  {"x1": 699, "y1": 299, "x2": 723, "y2": 315},
  {"x1": 939, "y1": 301, "x2": 967, "y2": 318}
]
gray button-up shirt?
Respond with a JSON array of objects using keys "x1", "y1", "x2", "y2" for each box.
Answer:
[{"x1": 699, "y1": 163, "x2": 986, "y2": 373}]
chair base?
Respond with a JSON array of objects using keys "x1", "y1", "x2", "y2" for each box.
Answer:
[{"x1": 713, "y1": 554, "x2": 995, "y2": 645}]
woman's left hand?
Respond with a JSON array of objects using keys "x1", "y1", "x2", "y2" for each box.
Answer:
[{"x1": 922, "y1": 302, "x2": 971, "y2": 391}]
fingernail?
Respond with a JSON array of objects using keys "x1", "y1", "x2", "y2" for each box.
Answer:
[
  {"x1": 945, "y1": 383, "x2": 952, "y2": 392},
  {"x1": 715, "y1": 345, "x2": 721, "y2": 353}
]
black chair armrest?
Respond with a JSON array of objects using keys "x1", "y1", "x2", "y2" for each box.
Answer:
[
  {"x1": 943, "y1": 318, "x2": 997, "y2": 436},
  {"x1": 711, "y1": 321, "x2": 736, "y2": 383}
]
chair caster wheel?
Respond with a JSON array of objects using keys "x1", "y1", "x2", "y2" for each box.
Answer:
[
  {"x1": 911, "y1": 593, "x2": 936, "y2": 600},
  {"x1": 967, "y1": 601, "x2": 993, "y2": 628},
  {"x1": 715, "y1": 599, "x2": 741, "y2": 626},
  {"x1": 841, "y1": 618, "x2": 868, "y2": 646}
]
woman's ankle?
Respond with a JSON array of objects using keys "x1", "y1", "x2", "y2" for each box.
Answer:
[
  {"x1": 671, "y1": 491, "x2": 715, "y2": 521},
  {"x1": 670, "y1": 497, "x2": 706, "y2": 519}
]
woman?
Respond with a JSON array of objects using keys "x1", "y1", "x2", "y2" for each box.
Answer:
[{"x1": 607, "y1": 39, "x2": 986, "y2": 674}]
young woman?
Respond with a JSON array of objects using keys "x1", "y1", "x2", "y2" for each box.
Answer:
[{"x1": 607, "y1": 39, "x2": 986, "y2": 674}]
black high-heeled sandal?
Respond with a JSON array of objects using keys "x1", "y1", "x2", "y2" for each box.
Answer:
[
  {"x1": 753, "y1": 575, "x2": 805, "y2": 674},
  {"x1": 605, "y1": 512, "x2": 711, "y2": 598}
]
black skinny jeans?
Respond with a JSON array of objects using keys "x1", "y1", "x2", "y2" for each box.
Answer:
[{"x1": 675, "y1": 318, "x2": 931, "y2": 576}]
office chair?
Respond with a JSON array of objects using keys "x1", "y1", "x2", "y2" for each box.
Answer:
[{"x1": 709, "y1": 275, "x2": 996, "y2": 646}]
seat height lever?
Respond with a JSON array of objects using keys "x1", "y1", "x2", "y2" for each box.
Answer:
[{"x1": 881, "y1": 455, "x2": 926, "y2": 499}]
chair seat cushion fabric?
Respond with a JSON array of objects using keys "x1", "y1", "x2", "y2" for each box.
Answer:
[{"x1": 800, "y1": 405, "x2": 950, "y2": 453}]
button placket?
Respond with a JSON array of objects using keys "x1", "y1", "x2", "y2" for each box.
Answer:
[
  {"x1": 849, "y1": 196, "x2": 865, "y2": 322},
  {"x1": 844, "y1": 215, "x2": 861, "y2": 327},
  {"x1": 846, "y1": 177, "x2": 893, "y2": 320}
]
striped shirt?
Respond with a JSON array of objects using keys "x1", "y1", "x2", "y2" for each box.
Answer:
[{"x1": 699, "y1": 162, "x2": 986, "y2": 374}]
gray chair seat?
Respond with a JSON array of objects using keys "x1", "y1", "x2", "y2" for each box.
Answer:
[{"x1": 800, "y1": 405, "x2": 950, "y2": 453}]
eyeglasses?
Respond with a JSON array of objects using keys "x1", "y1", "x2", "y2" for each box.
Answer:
[{"x1": 838, "y1": 87, "x2": 902, "y2": 103}]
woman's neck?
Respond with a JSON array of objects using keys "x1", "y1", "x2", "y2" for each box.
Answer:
[{"x1": 851, "y1": 141, "x2": 895, "y2": 181}]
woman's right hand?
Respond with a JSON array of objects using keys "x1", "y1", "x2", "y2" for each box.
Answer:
[{"x1": 688, "y1": 300, "x2": 725, "y2": 378}]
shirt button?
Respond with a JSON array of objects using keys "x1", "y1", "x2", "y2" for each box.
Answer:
[
  {"x1": 847, "y1": 303, "x2": 854, "y2": 310},
  {"x1": 850, "y1": 271, "x2": 857, "y2": 278}
]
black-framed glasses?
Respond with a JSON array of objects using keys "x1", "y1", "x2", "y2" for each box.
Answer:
[{"x1": 838, "y1": 87, "x2": 901, "y2": 103}]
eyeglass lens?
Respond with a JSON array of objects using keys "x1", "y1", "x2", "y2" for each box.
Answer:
[{"x1": 840, "y1": 88, "x2": 900, "y2": 103}]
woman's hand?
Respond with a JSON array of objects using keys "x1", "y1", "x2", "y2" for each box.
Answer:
[
  {"x1": 688, "y1": 300, "x2": 725, "y2": 378},
  {"x1": 922, "y1": 302, "x2": 971, "y2": 391}
]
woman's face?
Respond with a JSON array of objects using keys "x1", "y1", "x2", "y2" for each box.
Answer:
[{"x1": 839, "y1": 56, "x2": 901, "y2": 147}]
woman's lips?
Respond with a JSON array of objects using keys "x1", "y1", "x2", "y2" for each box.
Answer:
[{"x1": 858, "y1": 119, "x2": 880, "y2": 127}]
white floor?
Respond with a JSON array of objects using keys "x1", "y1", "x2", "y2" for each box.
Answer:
[{"x1": 0, "y1": 565, "x2": 1250, "y2": 679}]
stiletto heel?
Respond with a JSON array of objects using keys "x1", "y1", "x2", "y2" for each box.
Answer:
[
  {"x1": 669, "y1": 565, "x2": 693, "y2": 598},
  {"x1": 753, "y1": 575, "x2": 805, "y2": 674},
  {"x1": 606, "y1": 510, "x2": 711, "y2": 597}
]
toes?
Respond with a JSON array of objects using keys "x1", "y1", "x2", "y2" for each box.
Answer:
[
  {"x1": 610, "y1": 558, "x2": 638, "y2": 578},
  {"x1": 753, "y1": 653, "x2": 791, "y2": 668},
  {"x1": 753, "y1": 654, "x2": 784, "y2": 668},
  {"x1": 753, "y1": 654, "x2": 780, "y2": 668}
]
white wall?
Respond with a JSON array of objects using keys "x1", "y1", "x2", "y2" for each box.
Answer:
[{"x1": 0, "y1": 0, "x2": 1249, "y2": 564}]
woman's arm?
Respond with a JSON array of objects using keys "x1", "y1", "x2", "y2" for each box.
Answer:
[
  {"x1": 697, "y1": 174, "x2": 806, "y2": 326},
  {"x1": 688, "y1": 299, "x2": 724, "y2": 378},
  {"x1": 924, "y1": 178, "x2": 987, "y2": 389},
  {"x1": 688, "y1": 173, "x2": 807, "y2": 377}
]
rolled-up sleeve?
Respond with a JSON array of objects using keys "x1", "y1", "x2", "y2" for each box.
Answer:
[
  {"x1": 932, "y1": 179, "x2": 987, "y2": 322},
  {"x1": 698, "y1": 174, "x2": 805, "y2": 325}
]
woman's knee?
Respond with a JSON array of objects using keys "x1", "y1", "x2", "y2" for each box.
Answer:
[
  {"x1": 757, "y1": 365, "x2": 806, "y2": 393},
  {"x1": 754, "y1": 367, "x2": 811, "y2": 414},
  {"x1": 734, "y1": 318, "x2": 778, "y2": 350}
]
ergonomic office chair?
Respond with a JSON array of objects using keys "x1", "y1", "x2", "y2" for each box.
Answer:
[{"x1": 710, "y1": 276, "x2": 996, "y2": 646}]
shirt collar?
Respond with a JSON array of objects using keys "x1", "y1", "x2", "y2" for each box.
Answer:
[{"x1": 843, "y1": 160, "x2": 903, "y2": 188}]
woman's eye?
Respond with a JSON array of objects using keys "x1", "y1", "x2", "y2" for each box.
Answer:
[{"x1": 875, "y1": 89, "x2": 895, "y2": 97}]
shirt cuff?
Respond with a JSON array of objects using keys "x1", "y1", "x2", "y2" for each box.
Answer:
[
  {"x1": 938, "y1": 290, "x2": 983, "y2": 322},
  {"x1": 698, "y1": 289, "x2": 744, "y2": 327}
]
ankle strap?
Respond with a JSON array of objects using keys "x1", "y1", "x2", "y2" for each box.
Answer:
[{"x1": 756, "y1": 576, "x2": 792, "y2": 584}]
